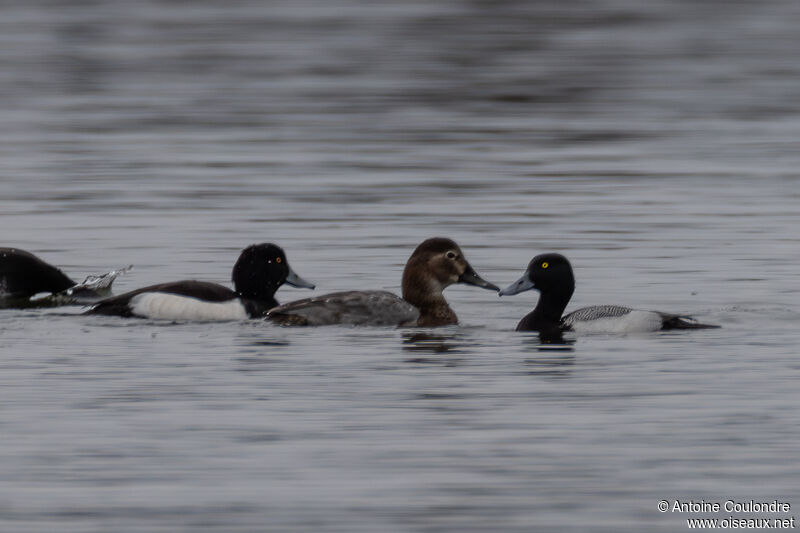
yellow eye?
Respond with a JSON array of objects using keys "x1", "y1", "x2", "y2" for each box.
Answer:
[
  {"x1": 541, "y1": 262, "x2": 549, "y2": 269},
  {"x1": 276, "y1": 257, "x2": 282, "y2": 263}
]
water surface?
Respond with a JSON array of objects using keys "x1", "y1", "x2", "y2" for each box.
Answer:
[{"x1": 1, "y1": 1, "x2": 799, "y2": 531}]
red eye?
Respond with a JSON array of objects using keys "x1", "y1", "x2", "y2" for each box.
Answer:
[{"x1": 276, "y1": 257, "x2": 282, "y2": 263}]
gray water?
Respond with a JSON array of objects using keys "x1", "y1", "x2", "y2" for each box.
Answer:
[{"x1": 2, "y1": 1, "x2": 800, "y2": 531}]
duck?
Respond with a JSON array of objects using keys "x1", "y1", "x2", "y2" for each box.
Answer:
[
  {"x1": 267, "y1": 237, "x2": 499, "y2": 327},
  {"x1": 1, "y1": 247, "x2": 123, "y2": 307},
  {"x1": 86, "y1": 243, "x2": 313, "y2": 320},
  {"x1": 499, "y1": 253, "x2": 719, "y2": 336}
]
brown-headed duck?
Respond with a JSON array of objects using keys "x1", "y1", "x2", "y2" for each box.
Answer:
[
  {"x1": 267, "y1": 237, "x2": 498, "y2": 327},
  {"x1": 86, "y1": 243, "x2": 313, "y2": 320}
]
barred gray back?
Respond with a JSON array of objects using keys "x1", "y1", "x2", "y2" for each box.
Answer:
[{"x1": 562, "y1": 305, "x2": 634, "y2": 325}]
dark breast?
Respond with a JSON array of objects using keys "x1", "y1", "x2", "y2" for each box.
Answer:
[{"x1": 415, "y1": 304, "x2": 457, "y2": 327}]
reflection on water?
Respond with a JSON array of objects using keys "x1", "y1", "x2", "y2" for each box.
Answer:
[
  {"x1": 523, "y1": 353, "x2": 576, "y2": 378},
  {"x1": 523, "y1": 334, "x2": 576, "y2": 352},
  {"x1": 519, "y1": 334, "x2": 576, "y2": 376},
  {"x1": 402, "y1": 331, "x2": 466, "y2": 356},
  {"x1": 523, "y1": 355, "x2": 575, "y2": 377}
]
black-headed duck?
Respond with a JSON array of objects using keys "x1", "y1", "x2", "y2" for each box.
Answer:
[
  {"x1": 499, "y1": 253, "x2": 719, "y2": 335},
  {"x1": 86, "y1": 243, "x2": 313, "y2": 320},
  {"x1": 268, "y1": 237, "x2": 499, "y2": 327},
  {"x1": 1, "y1": 247, "x2": 126, "y2": 308}
]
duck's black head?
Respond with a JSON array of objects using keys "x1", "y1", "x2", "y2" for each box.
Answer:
[
  {"x1": 1, "y1": 247, "x2": 76, "y2": 299},
  {"x1": 231, "y1": 243, "x2": 314, "y2": 301},
  {"x1": 499, "y1": 253, "x2": 574, "y2": 297}
]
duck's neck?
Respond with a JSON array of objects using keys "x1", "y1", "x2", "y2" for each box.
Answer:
[
  {"x1": 402, "y1": 271, "x2": 457, "y2": 327},
  {"x1": 241, "y1": 296, "x2": 279, "y2": 318},
  {"x1": 537, "y1": 284, "x2": 573, "y2": 322},
  {"x1": 517, "y1": 284, "x2": 574, "y2": 332},
  {"x1": 235, "y1": 279, "x2": 279, "y2": 304},
  {"x1": 234, "y1": 281, "x2": 279, "y2": 318}
]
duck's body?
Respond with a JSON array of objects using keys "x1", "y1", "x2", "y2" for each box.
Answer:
[
  {"x1": 87, "y1": 280, "x2": 257, "y2": 320},
  {"x1": 562, "y1": 305, "x2": 711, "y2": 333},
  {"x1": 1, "y1": 247, "x2": 119, "y2": 307},
  {"x1": 268, "y1": 238, "x2": 498, "y2": 327},
  {"x1": 500, "y1": 253, "x2": 718, "y2": 336},
  {"x1": 267, "y1": 290, "x2": 419, "y2": 326},
  {"x1": 87, "y1": 243, "x2": 313, "y2": 321}
]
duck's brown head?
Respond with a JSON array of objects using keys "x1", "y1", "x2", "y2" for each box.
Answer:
[{"x1": 401, "y1": 238, "x2": 499, "y2": 311}]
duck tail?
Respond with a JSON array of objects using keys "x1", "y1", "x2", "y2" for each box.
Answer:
[{"x1": 662, "y1": 315, "x2": 720, "y2": 330}]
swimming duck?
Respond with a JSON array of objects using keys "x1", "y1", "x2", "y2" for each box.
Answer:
[
  {"x1": 267, "y1": 237, "x2": 499, "y2": 327},
  {"x1": 86, "y1": 243, "x2": 313, "y2": 320},
  {"x1": 1, "y1": 247, "x2": 123, "y2": 307},
  {"x1": 499, "y1": 253, "x2": 719, "y2": 335}
]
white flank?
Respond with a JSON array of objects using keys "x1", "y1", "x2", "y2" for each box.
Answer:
[
  {"x1": 130, "y1": 292, "x2": 248, "y2": 321},
  {"x1": 570, "y1": 310, "x2": 663, "y2": 334}
]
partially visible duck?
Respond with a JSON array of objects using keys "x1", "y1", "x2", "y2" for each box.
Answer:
[
  {"x1": 499, "y1": 253, "x2": 719, "y2": 336},
  {"x1": 268, "y1": 237, "x2": 499, "y2": 327},
  {"x1": 1, "y1": 247, "x2": 122, "y2": 307},
  {"x1": 86, "y1": 243, "x2": 313, "y2": 320}
]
